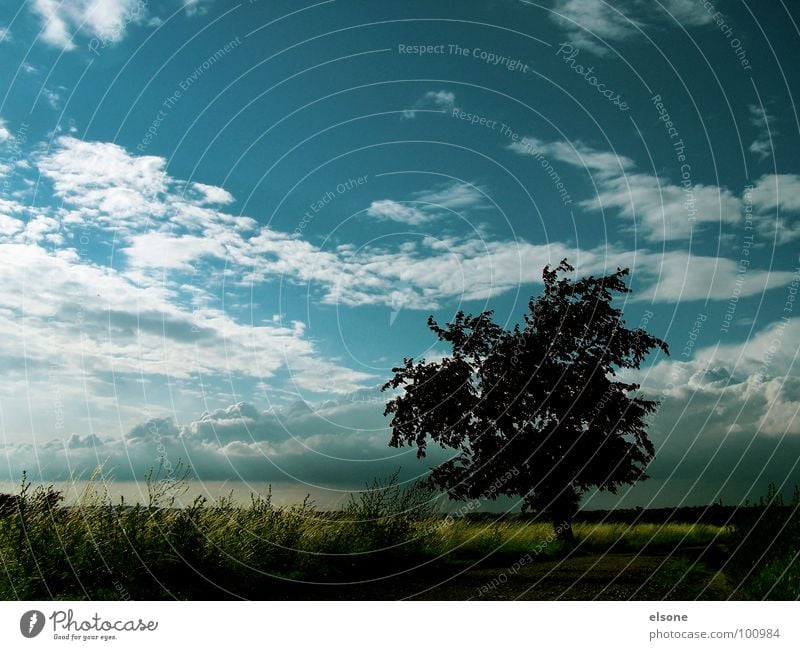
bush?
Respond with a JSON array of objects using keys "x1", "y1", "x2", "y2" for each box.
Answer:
[
  {"x1": 728, "y1": 483, "x2": 800, "y2": 599},
  {"x1": 0, "y1": 468, "x2": 440, "y2": 599}
]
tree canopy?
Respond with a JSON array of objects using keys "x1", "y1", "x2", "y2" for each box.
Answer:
[{"x1": 382, "y1": 259, "x2": 669, "y2": 541}]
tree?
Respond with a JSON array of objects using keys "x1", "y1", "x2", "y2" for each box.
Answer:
[{"x1": 381, "y1": 259, "x2": 668, "y2": 543}]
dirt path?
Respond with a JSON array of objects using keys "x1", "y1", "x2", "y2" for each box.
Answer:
[
  {"x1": 413, "y1": 552, "x2": 738, "y2": 600},
  {"x1": 281, "y1": 546, "x2": 740, "y2": 600}
]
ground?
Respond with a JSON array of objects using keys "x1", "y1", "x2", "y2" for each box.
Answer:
[{"x1": 260, "y1": 543, "x2": 740, "y2": 601}]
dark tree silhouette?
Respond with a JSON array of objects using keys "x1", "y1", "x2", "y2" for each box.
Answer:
[{"x1": 382, "y1": 260, "x2": 669, "y2": 543}]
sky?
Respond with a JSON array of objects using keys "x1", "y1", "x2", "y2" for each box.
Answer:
[{"x1": 0, "y1": 0, "x2": 798, "y2": 509}]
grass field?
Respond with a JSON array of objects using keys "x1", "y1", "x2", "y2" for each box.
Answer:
[{"x1": 0, "y1": 471, "x2": 795, "y2": 600}]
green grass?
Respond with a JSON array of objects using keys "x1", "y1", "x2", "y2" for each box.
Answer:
[
  {"x1": 415, "y1": 519, "x2": 729, "y2": 563},
  {"x1": 726, "y1": 483, "x2": 800, "y2": 599},
  {"x1": 1, "y1": 470, "x2": 794, "y2": 600}
]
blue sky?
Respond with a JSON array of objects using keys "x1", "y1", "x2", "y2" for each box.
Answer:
[{"x1": 0, "y1": 0, "x2": 799, "y2": 508}]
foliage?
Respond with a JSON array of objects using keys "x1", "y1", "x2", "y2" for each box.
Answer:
[
  {"x1": 728, "y1": 482, "x2": 800, "y2": 599},
  {"x1": 382, "y1": 259, "x2": 668, "y2": 539},
  {"x1": 0, "y1": 467, "x2": 738, "y2": 600},
  {"x1": 0, "y1": 468, "x2": 438, "y2": 599}
]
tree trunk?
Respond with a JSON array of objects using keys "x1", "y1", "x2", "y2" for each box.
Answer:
[
  {"x1": 555, "y1": 518, "x2": 575, "y2": 546},
  {"x1": 551, "y1": 490, "x2": 578, "y2": 547}
]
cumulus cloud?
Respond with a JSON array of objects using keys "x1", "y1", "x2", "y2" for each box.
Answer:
[
  {"x1": 509, "y1": 135, "x2": 742, "y2": 241},
  {"x1": 402, "y1": 90, "x2": 456, "y2": 119},
  {"x1": 0, "y1": 240, "x2": 377, "y2": 397},
  {"x1": 748, "y1": 104, "x2": 777, "y2": 162},
  {"x1": 747, "y1": 174, "x2": 800, "y2": 244},
  {"x1": 364, "y1": 182, "x2": 489, "y2": 225},
  {"x1": 581, "y1": 316, "x2": 800, "y2": 504},
  {"x1": 191, "y1": 182, "x2": 235, "y2": 206},
  {"x1": 366, "y1": 200, "x2": 431, "y2": 225},
  {"x1": 550, "y1": 0, "x2": 641, "y2": 56},
  {"x1": 508, "y1": 136, "x2": 636, "y2": 175},
  {"x1": 5, "y1": 317, "x2": 800, "y2": 507},
  {"x1": 31, "y1": 0, "x2": 148, "y2": 50},
  {"x1": 182, "y1": 0, "x2": 213, "y2": 17},
  {"x1": 0, "y1": 392, "x2": 436, "y2": 486},
  {"x1": 40, "y1": 136, "x2": 167, "y2": 194},
  {"x1": 0, "y1": 133, "x2": 791, "y2": 463},
  {"x1": 549, "y1": 0, "x2": 714, "y2": 56}
]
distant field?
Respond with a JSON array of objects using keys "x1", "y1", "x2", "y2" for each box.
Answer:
[
  {"x1": 419, "y1": 519, "x2": 730, "y2": 559},
  {"x1": 0, "y1": 475, "x2": 796, "y2": 600}
]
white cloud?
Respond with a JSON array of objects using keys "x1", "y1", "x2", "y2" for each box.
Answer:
[
  {"x1": 6, "y1": 313, "x2": 800, "y2": 490},
  {"x1": 42, "y1": 87, "x2": 61, "y2": 110},
  {"x1": 366, "y1": 200, "x2": 431, "y2": 225},
  {"x1": 40, "y1": 136, "x2": 167, "y2": 202},
  {"x1": 17, "y1": 134, "x2": 795, "y2": 441},
  {"x1": 0, "y1": 232, "x2": 376, "y2": 446},
  {"x1": 749, "y1": 174, "x2": 800, "y2": 213},
  {"x1": 748, "y1": 174, "x2": 800, "y2": 244},
  {"x1": 510, "y1": 135, "x2": 741, "y2": 241},
  {"x1": 38, "y1": 136, "x2": 170, "y2": 231},
  {"x1": 550, "y1": 0, "x2": 714, "y2": 56},
  {"x1": 0, "y1": 392, "x2": 419, "y2": 485},
  {"x1": 508, "y1": 136, "x2": 635, "y2": 175},
  {"x1": 659, "y1": 0, "x2": 716, "y2": 26},
  {"x1": 0, "y1": 118, "x2": 11, "y2": 142},
  {"x1": 31, "y1": 0, "x2": 148, "y2": 50},
  {"x1": 758, "y1": 377, "x2": 800, "y2": 435},
  {"x1": 403, "y1": 90, "x2": 456, "y2": 119},
  {"x1": 629, "y1": 250, "x2": 794, "y2": 302},
  {"x1": 34, "y1": 137, "x2": 799, "y2": 312},
  {"x1": 551, "y1": 0, "x2": 639, "y2": 55},
  {"x1": 580, "y1": 172, "x2": 742, "y2": 241},
  {"x1": 365, "y1": 182, "x2": 489, "y2": 225},
  {"x1": 412, "y1": 182, "x2": 489, "y2": 210},
  {"x1": 639, "y1": 317, "x2": 800, "y2": 438},
  {"x1": 183, "y1": 0, "x2": 212, "y2": 17},
  {"x1": 121, "y1": 232, "x2": 229, "y2": 271},
  {"x1": 748, "y1": 104, "x2": 776, "y2": 162},
  {"x1": 191, "y1": 182, "x2": 234, "y2": 205}
]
